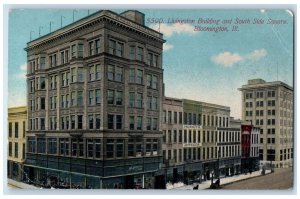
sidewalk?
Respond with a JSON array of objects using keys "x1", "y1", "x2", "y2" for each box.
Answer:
[
  {"x1": 167, "y1": 169, "x2": 272, "y2": 190},
  {"x1": 7, "y1": 178, "x2": 39, "y2": 189}
]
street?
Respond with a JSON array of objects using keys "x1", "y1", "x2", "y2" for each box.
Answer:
[{"x1": 222, "y1": 167, "x2": 293, "y2": 190}]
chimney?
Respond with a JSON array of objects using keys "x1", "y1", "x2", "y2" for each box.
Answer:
[{"x1": 120, "y1": 10, "x2": 145, "y2": 26}]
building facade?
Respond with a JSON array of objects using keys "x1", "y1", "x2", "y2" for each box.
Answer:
[
  {"x1": 8, "y1": 106, "x2": 27, "y2": 181},
  {"x1": 239, "y1": 79, "x2": 293, "y2": 168},
  {"x1": 25, "y1": 10, "x2": 165, "y2": 189},
  {"x1": 162, "y1": 98, "x2": 241, "y2": 184},
  {"x1": 241, "y1": 124, "x2": 260, "y2": 172}
]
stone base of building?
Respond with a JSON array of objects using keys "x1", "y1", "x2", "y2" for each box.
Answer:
[{"x1": 7, "y1": 160, "x2": 23, "y2": 182}]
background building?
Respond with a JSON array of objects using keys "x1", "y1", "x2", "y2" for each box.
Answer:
[
  {"x1": 24, "y1": 10, "x2": 165, "y2": 189},
  {"x1": 162, "y1": 98, "x2": 241, "y2": 184},
  {"x1": 8, "y1": 106, "x2": 27, "y2": 181},
  {"x1": 239, "y1": 79, "x2": 293, "y2": 168}
]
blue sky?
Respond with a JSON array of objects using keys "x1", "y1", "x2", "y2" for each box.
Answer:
[{"x1": 8, "y1": 9, "x2": 294, "y2": 118}]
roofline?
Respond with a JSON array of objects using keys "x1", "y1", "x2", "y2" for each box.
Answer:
[
  {"x1": 238, "y1": 80, "x2": 293, "y2": 91},
  {"x1": 26, "y1": 9, "x2": 164, "y2": 50}
]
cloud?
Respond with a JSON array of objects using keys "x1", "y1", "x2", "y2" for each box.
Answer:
[
  {"x1": 246, "y1": 48, "x2": 267, "y2": 60},
  {"x1": 163, "y1": 43, "x2": 174, "y2": 51},
  {"x1": 15, "y1": 63, "x2": 27, "y2": 79},
  {"x1": 211, "y1": 48, "x2": 267, "y2": 67},
  {"x1": 211, "y1": 52, "x2": 243, "y2": 67},
  {"x1": 150, "y1": 23, "x2": 196, "y2": 37}
]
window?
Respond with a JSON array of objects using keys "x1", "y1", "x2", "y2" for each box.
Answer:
[
  {"x1": 137, "y1": 116, "x2": 143, "y2": 130},
  {"x1": 9, "y1": 122, "x2": 12, "y2": 137},
  {"x1": 128, "y1": 139, "x2": 134, "y2": 157},
  {"x1": 40, "y1": 77, "x2": 45, "y2": 89},
  {"x1": 109, "y1": 40, "x2": 116, "y2": 55},
  {"x1": 147, "y1": 74, "x2": 151, "y2": 88},
  {"x1": 95, "y1": 114, "x2": 101, "y2": 129},
  {"x1": 61, "y1": 117, "x2": 65, "y2": 130},
  {"x1": 66, "y1": 94, "x2": 70, "y2": 108},
  {"x1": 28, "y1": 137, "x2": 36, "y2": 153},
  {"x1": 129, "y1": 92, "x2": 135, "y2": 107},
  {"x1": 152, "y1": 75, "x2": 157, "y2": 89},
  {"x1": 48, "y1": 138, "x2": 57, "y2": 154},
  {"x1": 107, "y1": 90, "x2": 114, "y2": 105},
  {"x1": 89, "y1": 65, "x2": 95, "y2": 81},
  {"x1": 77, "y1": 91, "x2": 83, "y2": 106},
  {"x1": 96, "y1": 89, "x2": 101, "y2": 104},
  {"x1": 136, "y1": 69, "x2": 143, "y2": 84},
  {"x1": 116, "y1": 42, "x2": 124, "y2": 57},
  {"x1": 153, "y1": 97, "x2": 158, "y2": 110},
  {"x1": 89, "y1": 90, "x2": 94, "y2": 105},
  {"x1": 61, "y1": 51, "x2": 65, "y2": 64},
  {"x1": 9, "y1": 142, "x2": 12, "y2": 157},
  {"x1": 15, "y1": 123, "x2": 19, "y2": 138},
  {"x1": 153, "y1": 118, "x2": 158, "y2": 130},
  {"x1": 129, "y1": 116, "x2": 135, "y2": 130},
  {"x1": 71, "y1": 45, "x2": 76, "y2": 58},
  {"x1": 115, "y1": 66, "x2": 123, "y2": 82},
  {"x1": 66, "y1": 116, "x2": 69, "y2": 129},
  {"x1": 71, "y1": 139, "x2": 78, "y2": 156},
  {"x1": 108, "y1": 114, "x2": 114, "y2": 129},
  {"x1": 129, "y1": 69, "x2": 135, "y2": 83},
  {"x1": 40, "y1": 118, "x2": 45, "y2": 130},
  {"x1": 116, "y1": 91, "x2": 123, "y2": 105},
  {"x1": 71, "y1": 115, "x2": 75, "y2": 129},
  {"x1": 37, "y1": 138, "x2": 46, "y2": 154},
  {"x1": 23, "y1": 121, "x2": 25, "y2": 138},
  {"x1": 77, "y1": 115, "x2": 83, "y2": 129},
  {"x1": 77, "y1": 68, "x2": 84, "y2": 82},
  {"x1": 106, "y1": 139, "x2": 114, "y2": 158},
  {"x1": 78, "y1": 44, "x2": 84, "y2": 58},
  {"x1": 136, "y1": 93, "x2": 143, "y2": 108},
  {"x1": 95, "y1": 39, "x2": 100, "y2": 54},
  {"x1": 146, "y1": 117, "x2": 151, "y2": 130},
  {"x1": 96, "y1": 64, "x2": 100, "y2": 80},
  {"x1": 108, "y1": 65, "x2": 114, "y2": 81},
  {"x1": 71, "y1": 68, "x2": 76, "y2": 83},
  {"x1": 137, "y1": 47, "x2": 143, "y2": 61},
  {"x1": 87, "y1": 139, "x2": 94, "y2": 158},
  {"x1": 147, "y1": 96, "x2": 152, "y2": 110},
  {"x1": 129, "y1": 46, "x2": 135, "y2": 60},
  {"x1": 174, "y1": 112, "x2": 178, "y2": 124},
  {"x1": 40, "y1": 57, "x2": 45, "y2": 69},
  {"x1": 116, "y1": 115, "x2": 122, "y2": 129},
  {"x1": 95, "y1": 139, "x2": 101, "y2": 158},
  {"x1": 116, "y1": 139, "x2": 124, "y2": 157},
  {"x1": 89, "y1": 41, "x2": 94, "y2": 56},
  {"x1": 15, "y1": 143, "x2": 18, "y2": 158}
]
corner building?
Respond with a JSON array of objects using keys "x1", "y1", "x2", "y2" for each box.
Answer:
[
  {"x1": 239, "y1": 79, "x2": 293, "y2": 168},
  {"x1": 25, "y1": 10, "x2": 165, "y2": 189}
]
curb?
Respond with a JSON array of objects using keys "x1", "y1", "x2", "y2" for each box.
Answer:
[{"x1": 218, "y1": 171, "x2": 273, "y2": 188}]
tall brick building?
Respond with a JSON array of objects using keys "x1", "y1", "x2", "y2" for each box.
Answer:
[{"x1": 24, "y1": 10, "x2": 165, "y2": 189}]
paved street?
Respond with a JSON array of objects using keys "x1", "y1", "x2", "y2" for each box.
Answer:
[{"x1": 222, "y1": 167, "x2": 293, "y2": 190}]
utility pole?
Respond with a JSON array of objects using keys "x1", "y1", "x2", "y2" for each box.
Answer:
[
  {"x1": 73, "y1": 10, "x2": 77, "y2": 22},
  {"x1": 61, "y1": 16, "x2": 65, "y2": 28},
  {"x1": 50, "y1": 21, "x2": 54, "y2": 32},
  {"x1": 30, "y1": 31, "x2": 34, "y2": 41},
  {"x1": 38, "y1": 26, "x2": 43, "y2": 36}
]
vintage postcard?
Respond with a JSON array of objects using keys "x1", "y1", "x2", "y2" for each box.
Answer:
[{"x1": 6, "y1": 6, "x2": 294, "y2": 192}]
